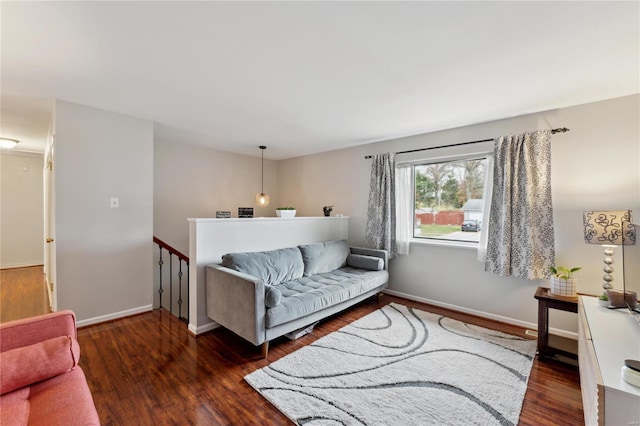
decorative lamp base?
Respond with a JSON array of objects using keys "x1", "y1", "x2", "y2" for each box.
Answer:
[{"x1": 602, "y1": 245, "x2": 615, "y2": 290}]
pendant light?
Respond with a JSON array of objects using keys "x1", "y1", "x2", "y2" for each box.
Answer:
[{"x1": 255, "y1": 145, "x2": 270, "y2": 207}]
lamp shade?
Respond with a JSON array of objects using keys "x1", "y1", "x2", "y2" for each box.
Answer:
[
  {"x1": 256, "y1": 193, "x2": 270, "y2": 207},
  {"x1": 583, "y1": 210, "x2": 634, "y2": 245}
]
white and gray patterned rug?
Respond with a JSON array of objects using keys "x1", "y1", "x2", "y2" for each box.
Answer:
[{"x1": 245, "y1": 303, "x2": 536, "y2": 426}]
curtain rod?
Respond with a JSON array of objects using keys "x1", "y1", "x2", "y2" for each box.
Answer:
[{"x1": 364, "y1": 127, "x2": 570, "y2": 159}]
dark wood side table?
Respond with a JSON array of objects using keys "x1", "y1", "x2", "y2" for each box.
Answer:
[{"x1": 534, "y1": 286, "x2": 578, "y2": 360}]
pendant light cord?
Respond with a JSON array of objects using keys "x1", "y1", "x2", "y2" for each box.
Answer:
[{"x1": 260, "y1": 145, "x2": 266, "y2": 194}]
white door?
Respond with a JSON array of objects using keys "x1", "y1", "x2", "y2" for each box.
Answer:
[{"x1": 43, "y1": 133, "x2": 56, "y2": 311}]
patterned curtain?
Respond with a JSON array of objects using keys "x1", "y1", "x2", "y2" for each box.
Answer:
[
  {"x1": 484, "y1": 130, "x2": 555, "y2": 279},
  {"x1": 364, "y1": 153, "x2": 397, "y2": 258}
]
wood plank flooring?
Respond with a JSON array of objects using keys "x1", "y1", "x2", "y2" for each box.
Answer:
[
  {"x1": 77, "y1": 294, "x2": 584, "y2": 425},
  {"x1": 0, "y1": 265, "x2": 50, "y2": 323}
]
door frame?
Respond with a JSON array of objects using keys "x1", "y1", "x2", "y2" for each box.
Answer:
[{"x1": 43, "y1": 126, "x2": 56, "y2": 311}]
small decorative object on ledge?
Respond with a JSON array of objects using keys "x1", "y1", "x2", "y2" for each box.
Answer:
[
  {"x1": 238, "y1": 207, "x2": 254, "y2": 218},
  {"x1": 606, "y1": 289, "x2": 637, "y2": 308},
  {"x1": 622, "y1": 359, "x2": 640, "y2": 388},
  {"x1": 323, "y1": 205, "x2": 333, "y2": 217},
  {"x1": 275, "y1": 207, "x2": 296, "y2": 218},
  {"x1": 597, "y1": 292, "x2": 609, "y2": 307},
  {"x1": 549, "y1": 265, "x2": 581, "y2": 296},
  {"x1": 216, "y1": 211, "x2": 231, "y2": 218}
]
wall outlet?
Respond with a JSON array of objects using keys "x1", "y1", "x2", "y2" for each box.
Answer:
[{"x1": 110, "y1": 197, "x2": 119, "y2": 208}]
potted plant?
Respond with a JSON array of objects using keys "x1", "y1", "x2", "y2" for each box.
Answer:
[
  {"x1": 275, "y1": 207, "x2": 296, "y2": 218},
  {"x1": 549, "y1": 266, "x2": 581, "y2": 297},
  {"x1": 323, "y1": 205, "x2": 333, "y2": 217},
  {"x1": 597, "y1": 292, "x2": 610, "y2": 307}
]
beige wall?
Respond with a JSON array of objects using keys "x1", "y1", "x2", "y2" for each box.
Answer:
[
  {"x1": 42, "y1": 94, "x2": 638, "y2": 334},
  {"x1": 153, "y1": 138, "x2": 278, "y2": 255},
  {"x1": 278, "y1": 95, "x2": 640, "y2": 336},
  {"x1": 0, "y1": 151, "x2": 44, "y2": 268},
  {"x1": 54, "y1": 100, "x2": 154, "y2": 324}
]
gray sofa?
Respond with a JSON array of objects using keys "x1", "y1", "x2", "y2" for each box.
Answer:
[{"x1": 206, "y1": 240, "x2": 388, "y2": 356}]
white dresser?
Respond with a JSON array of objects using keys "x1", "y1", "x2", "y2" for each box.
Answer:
[{"x1": 578, "y1": 296, "x2": 640, "y2": 426}]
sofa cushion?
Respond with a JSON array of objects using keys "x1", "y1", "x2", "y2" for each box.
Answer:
[
  {"x1": 0, "y1": 386, "x2": 30, "y2": 425},
  {"x1": 265, "y1": 267, "x2": 389, "y2": 328},
  {"x1": 298, "y1": 240, "x2": 350, "y2": 276},
  {"x1": 346, "y1": 254, "x2": 384, "y2": 271},
  {"x1": 28, "y1": 367, "x2": 100, "y2": 426},
  {"x1": 221, "y1": 247, "x2": 304, "y2": 287},
  {"x1": 0, "y1": 335, "x2": 80, "y2": 395}
]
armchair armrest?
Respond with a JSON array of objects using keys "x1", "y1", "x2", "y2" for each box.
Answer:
[
  {"x1": 350, "y1": 247, "x2": 389, "y2": 270},
  {"x1": 0, "y1": 310, "x2": 76, "y2": 353},
  {"x1": 206, "y1": 265, "x2": 266, "y2": 346}
]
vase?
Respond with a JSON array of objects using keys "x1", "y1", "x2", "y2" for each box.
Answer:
[
  {"x1": 276, "y1": 210, "x2": 296, "y2": 218},
  {"x1": 549, "y1": 277, "x2": 577, "y2": 297}
]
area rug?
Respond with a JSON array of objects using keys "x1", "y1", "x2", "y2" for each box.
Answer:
[{"x1": 244, "y1": 302, "x2": 536, "y2": 426}]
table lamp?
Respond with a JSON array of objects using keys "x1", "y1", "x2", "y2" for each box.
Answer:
[{"x1": 583, "y1": 210, "x2": 633, "y2": 290}]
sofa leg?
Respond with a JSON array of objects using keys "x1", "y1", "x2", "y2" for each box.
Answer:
[{"x1": 261, "y1": 341, "x2": 269, "y2": 359}]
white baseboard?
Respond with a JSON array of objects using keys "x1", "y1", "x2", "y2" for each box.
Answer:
[
  {"x1": 0, "y1": 262, "x2": 44, "y2": 270},
  {"x1": 383, "y1": 289, "x2": 578, "y2": 340},
  {"x1": 77, "y1": 305, "x2": 153, "y2": 328},
  {"x1": 188, "y1": 320, "x2": 219, "y2": 336}
]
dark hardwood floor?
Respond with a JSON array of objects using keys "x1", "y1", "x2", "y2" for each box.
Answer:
[
  {"x1": 0, "y1": 265, "x2": 50, "y2": 323},
  {"x1": 77, "y1": 294, "x2": 584, "y2": 425}
]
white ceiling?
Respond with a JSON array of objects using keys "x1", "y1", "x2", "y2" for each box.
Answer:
[{"x1": 1, "y1": 1, "x2": 638, "y2": 159}]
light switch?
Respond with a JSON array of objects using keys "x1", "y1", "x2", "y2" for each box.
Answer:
[{"x1": 110, "y1": 198, "x2": 119, "y2": 208}]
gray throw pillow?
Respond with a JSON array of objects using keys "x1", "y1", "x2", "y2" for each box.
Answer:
[
  {"x1": 298, "y1": 240, "x2": 350, "y2": 276},
  {"x1": 221, "y1": 247, "x2": 304, "y2": 286},
  {"x1": 346, "y1": 254, "x2": 384, "y2": 271},
  {"x1": 265, "y1": 285, "x2": 282, "y2": 308}
]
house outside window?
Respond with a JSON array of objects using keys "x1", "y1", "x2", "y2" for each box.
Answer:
[{"x1": 413, "y1": 157, "x2": 488, "y2": 243}]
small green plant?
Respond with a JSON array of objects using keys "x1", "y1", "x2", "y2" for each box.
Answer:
[
  {"x1": 323, "y1": 205, "x2": 333, "y2": 212},
  {"x1": 549, "y1": 266, "x2": 581, "y2": 280},
  {"x1": 598, "y1": 292, "x2": 609, "y2": 301},
  {"x1": 276, "y1": 207, "x2": 296, "y2": 210}
]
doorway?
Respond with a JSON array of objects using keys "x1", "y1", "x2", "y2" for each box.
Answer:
[{"x1": 0, "y1": 150, "x2": 48, "y2": 319}]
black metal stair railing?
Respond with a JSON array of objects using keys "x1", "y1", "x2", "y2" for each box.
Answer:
[{"x1": 153, "y1": 236, "x2": 189, "y2": 323}]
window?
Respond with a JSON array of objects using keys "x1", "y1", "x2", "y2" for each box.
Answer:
[{"x1": 413, "y1": 157, "x2": 488, "y2": 243}]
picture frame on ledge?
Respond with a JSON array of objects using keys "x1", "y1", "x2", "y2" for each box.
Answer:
[{"x1": 238, "y1": 207, "x2": 254, "y2": 218}]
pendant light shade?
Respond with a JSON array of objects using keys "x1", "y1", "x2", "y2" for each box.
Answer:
[
  {"x1": 256, "y1": 192, "x2": 270, "y2": 207},
  {"x1": 256, "y1": 145, "x2": 270, "y2": 207}
]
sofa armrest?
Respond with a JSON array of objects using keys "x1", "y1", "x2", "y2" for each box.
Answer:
[
  {"x1": 350, "y1": 247, "x2": 388, "y2": 270},
  {"x1": 0, "y1": 310, "x2": 77, "y2": 353},
  {"x1": 206, "y1": 265, "x2": 266, "y2": 346}
]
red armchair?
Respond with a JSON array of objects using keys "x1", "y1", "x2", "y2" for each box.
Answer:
[{"x1": 0, "y1": 310, "x2": 100, "y2": 425}]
